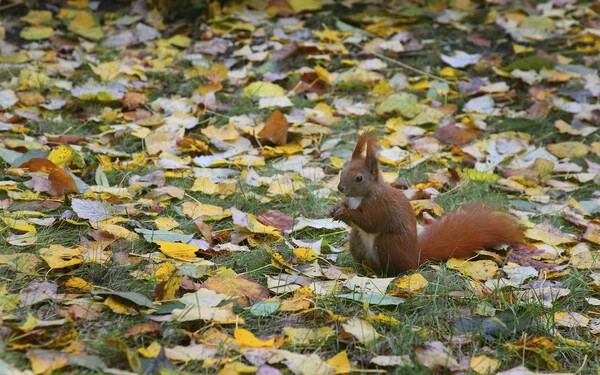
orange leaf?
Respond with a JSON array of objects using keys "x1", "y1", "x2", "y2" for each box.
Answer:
[
  {"x1": 20, "y1": 158, "x2": 78, "y2": 196},
  {"x1": 258, "y1": 110, "x2": 288, "y2": 146}
]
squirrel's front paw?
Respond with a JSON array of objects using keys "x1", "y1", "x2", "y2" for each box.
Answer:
[{"x1": 330, "y1": 205, "x2": 348, "y2": 223}]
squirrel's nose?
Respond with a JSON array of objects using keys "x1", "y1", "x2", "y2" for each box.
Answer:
[{"x1": 337, "y1": 183, "x2": 344, "y2": 192}]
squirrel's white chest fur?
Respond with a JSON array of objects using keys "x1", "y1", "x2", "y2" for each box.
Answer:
[{"x1": 346, "y1": 197, "x2": 380, "y2": 267}]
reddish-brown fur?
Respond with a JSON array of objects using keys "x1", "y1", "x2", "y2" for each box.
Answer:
[{"x1": 331, "y1": 132, "x2": 522, "y2": 276}]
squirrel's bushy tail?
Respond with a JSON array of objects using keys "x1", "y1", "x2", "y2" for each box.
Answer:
[{"x1": 417, "y1": 204, "x2": 522, "y2": 265}]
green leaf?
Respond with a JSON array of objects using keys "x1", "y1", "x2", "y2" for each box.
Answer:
[
  {"x1": 135, "y1": 229, "x2": 194, "y2": 243},
  {"x1": 20, "y1": 26, "x2": 54, "y2": 40},
  {"x1": 502, "y1": 56, "x2": 555, "y2": 72},
  {"x1": 336, "y1": 293, "x2": 404, "y2": 306},
  {"x1": 249, "y1": 300, "x2": 281, "y2": 316},
  {"x1": 92, "y1": 291, "x2": 155, "y2": 309},
  {"x1": 0, "y1": 147, "x2": 23, "y2": 165},
  {"x1": 376, "y1": 93, "x2": 420, "y2": 117}
]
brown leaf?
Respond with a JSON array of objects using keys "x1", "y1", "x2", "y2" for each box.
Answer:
[
  {"x1": 20, "y1": 158, "x2": 78, "y2": 196},
  {"x1": 125, "y1": 322, "x2": 162, "y2": 338},
  {"x1": 526, "y1": 101, "x2": 551, "y2": 120},
  {"x1": 467, "y1": 34, "x2": 491, "y2": 47},
  {"x1": 507, "y1": 243, "x2": 557, "y2": 270},
  {"x1": 64, "y1": 304, "x2": 102, "y2": 320},
  {"x1": 47, "y1": 134, "x2": 87, "y2": 145},
  {"x1": 194, "y1": 220, "x2": 214, "y2": 243},
  {"x1": 271, "y1": 42, "x2": 299, "y2": 61},
  {"x1": 583, "y1": 221, "x2": 600, "y2": 245},
  {"x1": 199, "y1": 275, "x2": 270, "y2": 306},
  {"x1": 258, "y1": 110, "x2": 288, "y2": 146},
  {"x1": 257, "y1": 210, "x2": 294, "y2": 231},
  {"x1": 433, "y1": 124, "x2": 480, "y2": 146},
  {"x1": 122, "y1": 92, "x2": 147, "y2": 111}
]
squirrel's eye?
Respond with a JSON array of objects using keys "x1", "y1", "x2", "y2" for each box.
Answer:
[{"x1": 355, "y1": 175, "x2": 363, "y2": 182}]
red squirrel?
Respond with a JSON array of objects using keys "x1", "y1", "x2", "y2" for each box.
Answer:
[{"x1": 330, "y1": 132, "x2": 522, "y2": 276}]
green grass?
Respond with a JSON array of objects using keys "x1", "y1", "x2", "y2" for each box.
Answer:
[{"x1": 3, "y1": 2, "x2": 600, "y2": 375}]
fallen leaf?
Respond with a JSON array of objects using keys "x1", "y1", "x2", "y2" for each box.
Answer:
[{"x1": 258, "y1": 110, "x2": 288, "y2": 146}]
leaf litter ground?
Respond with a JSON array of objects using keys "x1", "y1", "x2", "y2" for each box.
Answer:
[{"x1": 1, "y1": 0, "x2": 600, "y2": 374}]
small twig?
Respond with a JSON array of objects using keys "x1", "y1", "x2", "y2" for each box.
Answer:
[
  {"x1": 575, "y1": 354, "x2": 588, "y2": 374},
  {"x1": 371, "y1": 51, "x2": 452, "y2": 84},
  {"x1": 203, "y1": 109, "x2": 230, "y2": 119},
  {"x1": 0, "y1": 2, "x2": 24, "y2": 12},
  {"x1": 238, "y1": 264, "x2": 272, "y2": 276}
]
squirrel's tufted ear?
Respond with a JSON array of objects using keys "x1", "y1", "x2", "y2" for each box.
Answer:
[
  {"x1": 352, "y1": 131, "x2": 369, "y2": 160},
  {"x1": 365, "y1": 132, "x2": 379, "y2": 179}
]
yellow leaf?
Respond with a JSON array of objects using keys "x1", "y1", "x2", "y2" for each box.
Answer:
[
  {"x1": 546, "y1": 141, "x2": 588, "y2": 158},
  {"x1": 153, "y1": 262, "x2": 177, "y2": 282},
  {"x1": 0, "y1": 52, "x2": 29, "y2": 64},
  {"x1": 294, "y1": 247, "x2": 319, "y2": 262},
  {"x1": 200, "y1": 123, "x2": 239, "y2": 141},
  {"x1": 261, "y1": 144, "x2": 303, "y2": 158},
  {"x1": 20, "y1": 314, "x2": 38, "y2": 332},
  {"x1": 47, "y1": 144, "x2": 76, "y2": 167},
  {"x1": 19, "y1": 69, "x2": 49, "y2": 90},
  {"x1": 463, "y1": 168, "x2": 500, "y2": 182},
  {"x1": 267, "y1": 175, "x2": 296, "y2": 197},
  {"x1": 7, "y1": 190, "x2": 40, "y2": 200},
  {"x1": 447, "y1": 258, "x2": 498, "y2": 281},
  {"x1": 181, "y1": 201, "x2": 231, "y2": 221},
  {"x1": 39, "y1": 245, "x2": 83, "y2": 269},
  {"x1": 554, "y1": 120, "x2": 582, "y2": 135},
  {"x1": 439, "y1": 67, "x2": 458, "y2": 77},
  {"x1": 554, "y1": 312, "x2": 589, "y2": 327},
  {"x1": 30, "y1": 350, "x2": 69, "y2": 374},
  {"x1": 20, "y1": 10, "x2": 53, "y2": 25},
  {"x1": 288, "y1": 0, "x2": 322, "y2": 13},
  {"x1": 93, "y1": 223, "x2": 138, "y2": 241},
  {"x1": 68, "y1": 11, "x2": 95, "y2": 31},
  {"x1": 139, "y1": 341, "x2": 162, "y2": 358},
  {"x1": 329, "y1": 156, "x2": 344, "y2": 169},
  {"x1": 64, "y1": 277, "x2": 94, "y2": 291},
  {"x1": 410, "y1": 79, "x2": 429, "y2": 91},
  {"x1": 283, "y1": 326, "x2": 334, "y2": 345},
  {"x1": 20, "y1": 26, "x2": 54, "y2": 40},
  {"x1": 90, "y1": 62, "x2": 119, "y2": 81},
  {"x1": 341, "y1": 318, "x2": 379, "y2": 344},
  {"x1": 391, "y1": 273, "x2": 429, "y2": 295},
  {"x1": 270, "y1": 250, "x2": 293, "y2": 270},
  {"x1": 524, "y1": 222, "x2": 577, "y2": 246},
  {"x1": 0, "y1": 181, "x2": 17, "y2": 190},
  {"x1": 68, "y1": 0, "x2": 89, "y2": 8},
  {"x1": 591, "y1": 142, "x2": 600, "y2": 157},
  {"x1": 191, "y1": 177, "x2": 236, "y2": 197},
  {"x1": 410, "y1": 200, "x2": 445, "y2": 216},
  {"x1": 367, "y1": 313, "x2": 400, "y2": 326},
  {"x1": 155, "y1": 241, "x2": 199, "y2": 260},
  {"x1": 570, "y1": 251, "x2": 600, "y2": 269},
  {"x1": 559, "y1": 337, "x2": 592, "y2": 349},
  {"x1": 512, "y1": 43, "x2": 534, "y2": 54},
  {"x1": 243, "y1": 81, "x2": 285, "y2": 97},
  {"x1": 76, "y1": 26, "x2": 104, "y2": 40},
  {"x1": 172, "y1": 305, "x2": 242, "y2": 324},
  {"x1": 156, "y1": 275, "x2": 183, "y2": 301},
  {"x1": 314, "y1": 65, "x2": 332, "y2": 84},
  {"x1": 155, "y1": 217, "x2": 180, "y2": 231},
  {"x1": 327, "y1": 351, "x2": 352, "y2": 374},
  {"x1": 168, "y1": 34, "x2": 191, "y2": 48},
  {"x1": 104, "y1": 295, "x2": 137, "y2": 315},
  {"x1": 469, "y1": 355, "x2": 500, "y2": 374},
  {"x1": 234, "y1": 328, "x2": 275, "y2": 348},
  {"x1": 245, "y1": 215, "x2": 283, "y2": 240}
]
